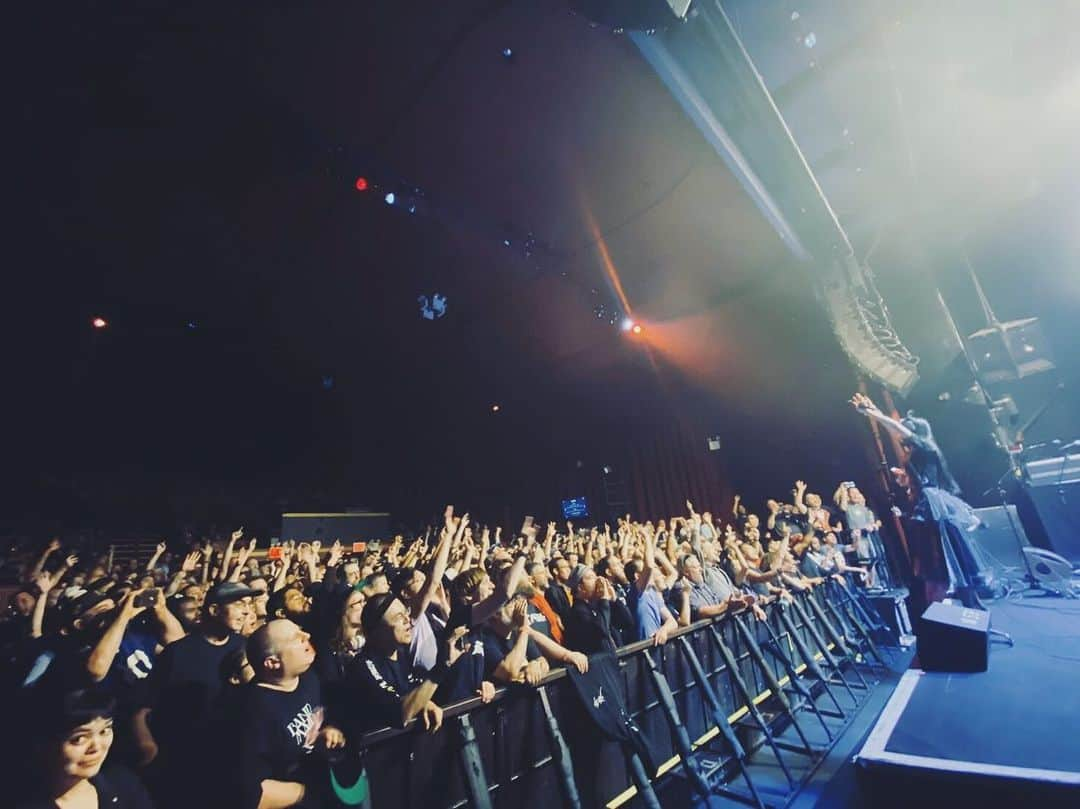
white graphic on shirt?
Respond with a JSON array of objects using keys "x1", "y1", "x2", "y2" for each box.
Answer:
[
  {"x1": 593, "y1": 687, "x2": 605, "y2": 709},
  {"x1": 286, "y1": 703, "x2": 321, "y2": 752},
  {"x1": 366, "y1": 658, "x2": 400, "y2": 696},
  {"x1": 125, "y1": 649, "x2": 153, "y2": 679}
]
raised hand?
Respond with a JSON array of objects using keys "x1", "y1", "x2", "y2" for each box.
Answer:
[
  {"x1": 34, "y1": 570, "x2": 58, "y2": 594},
  {"x1": 231, "y1": 528, "x2": 244, "y2": 543},
  {"x1": 65, "y1": 554, "x2": 79, "y2": 569},
  {"x1": 446, "y1": 626, "x2": 469, "y2": 668},
  {"x1": 795, "y1": 480, "x2": 806, "y2": 493},
  {"x1": 328, "y1": 540, "x2": 343, "y2": 567},
  {"x1": 119, "y1": 588, "x2": 149, "y2": 620},
  {"x1": 510, "y1": 598, "x2": 529, "y2": 631},
  {"x1": 47, "y1": 537, "x2": 61, "y2": 553},
  {"x1": 850, "y1": 392, "x2": 879, "y2": 413},
  {"x1": 181, "y1": 551, "x2": 201, "y2": 573}
]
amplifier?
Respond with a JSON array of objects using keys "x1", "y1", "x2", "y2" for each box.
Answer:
[{"x1": 1025, "y1": 452, "x2": 1080, "y2": 487}]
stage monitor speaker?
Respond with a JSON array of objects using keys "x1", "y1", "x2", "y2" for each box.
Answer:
[
  {"x1": 1021, "y1": 481, "x2": 1080, "y2": 565},
  {"x1": 919, "y1": 602, "x2": 990, "y2": 673},
  {"x1": 958, "y1": 505, "x2": 1030, "y2": 570}
]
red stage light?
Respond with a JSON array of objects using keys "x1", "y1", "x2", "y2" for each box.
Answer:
[
  {"x1": 354, "y1": 176, "x2": 369, "y2": 192},
  {"x1": 92, "y1": 316, "x2": 108, "y2": 329}
]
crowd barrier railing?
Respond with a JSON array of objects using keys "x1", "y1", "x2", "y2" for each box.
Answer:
[{"x1": 354, "y1": 583, "x2": 880, "y2": 809}]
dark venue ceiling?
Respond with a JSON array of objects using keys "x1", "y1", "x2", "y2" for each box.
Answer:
[{"x1": 7, "y1": 1, "x2": 1080, "y2": 533}]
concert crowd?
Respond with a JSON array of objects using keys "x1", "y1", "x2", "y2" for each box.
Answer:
[{"x1": 0, "y1": 480, "x2": 890, "y2": 808}]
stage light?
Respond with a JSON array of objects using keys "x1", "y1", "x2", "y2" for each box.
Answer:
[
  {"x1": 492, "y1": 404, "x2": 501, "y2": 413},
  {"x1": 621, "y1": 317, "x2": 634, "y2": 332},
  {"x1": 92, "y1": 316, "x2": 107, "y2": 329},
  {"x1": 502, "y1": 47, "x2": 513, "y2": 59},
  {"x1": 384, "y1": 192, "x2": 396, "y2": 205},
  {"x1": 354, "y1": 176, "x2": 369, "y2": 191},
  {"x1": 632, "y1": 323, "x2": 643, "y2": 335}
]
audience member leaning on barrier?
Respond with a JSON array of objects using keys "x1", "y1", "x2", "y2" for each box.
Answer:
[{"x1": 1, "y1": 486, "x2": 882, "y2": 808}]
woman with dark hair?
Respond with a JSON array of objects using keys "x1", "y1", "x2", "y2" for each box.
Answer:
[
  {"x1": 14, "y1": 687, "x2": 154, "y2": 808},
  {"x1": 851, "y1": 393, "x2": 994, "y2": 608}
]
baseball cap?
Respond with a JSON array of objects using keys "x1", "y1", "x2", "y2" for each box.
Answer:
[
  {"x1": 67, "y1": 591, "x2": 114, "y2": 621},
  {"x1": 566, "y1": 564, "x2": 590, "y2": 593},
  {"x1": 205, "y1": 581, "x2": 257, "y2": 606}
]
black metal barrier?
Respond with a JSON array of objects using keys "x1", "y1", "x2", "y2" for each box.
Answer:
[{"x1": 355, "y1": 584, "x2": 881, "y2": 809}]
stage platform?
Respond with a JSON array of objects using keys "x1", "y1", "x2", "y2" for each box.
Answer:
[{"x1": 855, "y1": 598, "x2": 1080, "y2": 807}]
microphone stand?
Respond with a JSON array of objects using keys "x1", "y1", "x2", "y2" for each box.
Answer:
[{"x1": 936, "y1": 289, "x2": 1036, "y2": 594}]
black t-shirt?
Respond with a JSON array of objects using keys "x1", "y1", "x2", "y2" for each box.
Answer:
[
  {"x1": 524, "y1": 601, "x2": 553, "y2": 640},
  {"x1": 147, "y1": 631, "x2": 245, "y2": 754},
  {"x1": 14, "y1": 763, "x2": 154, "y2": 809},
  {"x1": 564, "y1": 599, "x2": 616, "y2": 656},
  {"x1": 907, "y1": 435, "x2": 960, "y2": 495},
  {"x1": 217, "y1": 672, "x2": 325, "y2": 809},
  {"x1": 347, "y1": 646, "x2": 423, "y2": 732},
  {"x1": 478, "y1": 626, "x2": 540, "y2": 682}
]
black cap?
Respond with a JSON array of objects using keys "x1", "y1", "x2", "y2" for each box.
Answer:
[{"x1": 205, "y1": 581, "x2": 256, "y2": 606}]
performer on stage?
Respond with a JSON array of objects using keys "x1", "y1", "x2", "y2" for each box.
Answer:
[{"x1": 850, "y1": 393, "x2": 995, "y2": 609}]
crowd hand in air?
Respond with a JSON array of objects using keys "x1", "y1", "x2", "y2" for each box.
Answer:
[
  {"x1": 327, "y1": 540, "x2": 343, "y2": 567},
  {"x1": 850, "y1": 392, "x2": 881, "y2": 414},
  {"x1": 34, "y1": 569, "x2": 59, "y2": 594}
]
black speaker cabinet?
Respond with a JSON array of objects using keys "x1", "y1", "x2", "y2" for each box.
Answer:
[
  {"x1": 1021, "y1": 481, "x2": 1080, "y2": 565},
  {"x1": 918, "y1": 602, "x2": 990, "y2": 673}
]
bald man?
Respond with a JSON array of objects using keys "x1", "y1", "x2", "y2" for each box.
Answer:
[{"x1": 216, "y1": 619, "x2": 345, "y2": 809}]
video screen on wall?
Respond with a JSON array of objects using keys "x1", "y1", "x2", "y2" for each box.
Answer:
[{"x1": 561, "y1": 496, "x2": 589, "y2": 519}]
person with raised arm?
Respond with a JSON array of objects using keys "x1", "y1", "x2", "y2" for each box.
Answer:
[{"x1": 851, "y1": 392, "x2": 994, "y2": 608}]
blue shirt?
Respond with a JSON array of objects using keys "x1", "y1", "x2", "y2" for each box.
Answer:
[{"x1": 631, "y1": 587, "x2": 666, "y2": 641}]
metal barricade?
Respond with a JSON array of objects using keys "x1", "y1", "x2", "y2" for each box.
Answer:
[{"x1": 354, "y1": 586, "x2": 868, "y2": 809}]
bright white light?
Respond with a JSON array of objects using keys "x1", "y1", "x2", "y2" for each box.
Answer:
[
  {"x1": 621, "y1": 317, "x2": 634, "y2": 332},
  {"x1": 384, "y1": 192, "x2": 396, "y2": 205}
]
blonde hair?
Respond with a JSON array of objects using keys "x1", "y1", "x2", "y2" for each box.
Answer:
[{"x1": 453, "y1": 568, "x2": 487, "y2": 602}]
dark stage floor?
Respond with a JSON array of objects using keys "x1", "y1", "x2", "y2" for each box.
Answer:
[{"x1": 850, "y1": 596, "x2": 1080, "y2": 807}]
